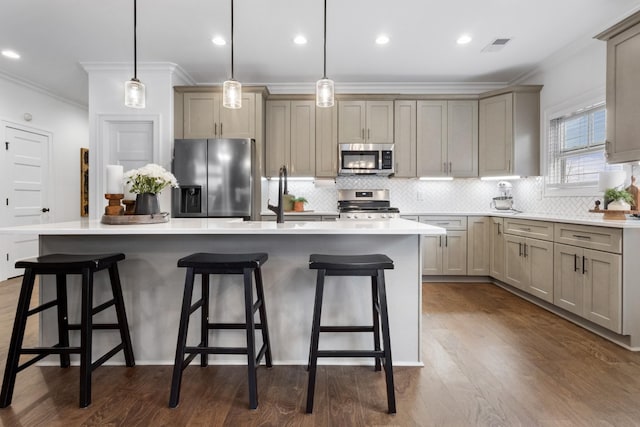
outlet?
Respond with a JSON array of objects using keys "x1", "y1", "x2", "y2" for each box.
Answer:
[{"x1": 417, "y1": 190, "x2": 426, "y2": 201}]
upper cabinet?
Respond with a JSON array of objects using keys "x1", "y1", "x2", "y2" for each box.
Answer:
[
  {"x1": 394, "y1": 101, "x2": 417, "y2": 178},
  {"x1": 416, "y1": 100, "x2": 478, "y2": 178},
  {"x1": 478, "y1": 86, "x2": 542, "y2": 177},
  {"x1": 338, "y1": 100, "x2": 394, "y2": 144},
  {"x1": 315, "y1": 104, "x2": 338, "y2": 178},
  {"x1": 180, "y1": 92, "x2": 256, "y2": 139},
  {"x1": 596, "y1": 11, "x2": 640, "y2": 164},
  {"x1": 266, "y1": 100, "x2": 316, "y2": 177}
]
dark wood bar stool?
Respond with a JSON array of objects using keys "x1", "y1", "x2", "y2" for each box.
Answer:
[
  {"x1": 0, "y1": 253, "x2": 135, "y2": 408},
  {"x1": 306, "y1": 253, "x2": 396, "y2": 414},
  {"x1": 169, "y1": 252, "x2": 273, "y2": 410}
]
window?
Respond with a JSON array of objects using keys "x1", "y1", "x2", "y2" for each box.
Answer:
[{"x1": 546, "y1": 103, "x2": 621, "y2": 192}]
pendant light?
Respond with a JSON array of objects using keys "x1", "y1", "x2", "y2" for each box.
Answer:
[
  {"x1": 223, "y1": 0, "x2": 242, "y2": 109},
  {"x1": 316, "y1": 0, "x2": 334, "y2": 108},
  {"x1": 124, "y1": 0, "x2": 145, "y2": 109}
]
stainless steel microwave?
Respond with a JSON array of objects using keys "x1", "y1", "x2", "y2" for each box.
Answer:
[{"x1": 339, "y1": 144, "x2": 394, "y2": 175}]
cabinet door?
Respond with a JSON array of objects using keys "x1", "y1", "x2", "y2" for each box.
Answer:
[
  {"x1": 416, "y1": 101, "x2": 447, "y2": 176},
  {"x1": 525, "y1": 238, "x2": 554, "y2": 303},
  {"x1": 442, "y1": 231, "x2": 467, "y2": 275},
  {"x1": 448, "y1": 100, "x2": 478, "y2": 177},
  {"x1": 184, "y1": 93, "x2": 219, "y2": 138},
  {"x1": 583, "y1": 249, "x2": 621, "y2": 332},
  {"x1": 315, "y1": 104, "x2": 338, "y2": 177},
  {"x1": 265, "y1": 100, "x2": 290, "y2": 177},
  {"x1": 605, "y1": 23, "x2": 640, "y2": 164},
  {"x1": 219, "y1": 93, "x2": 256, "y2": 138},
  {"x1": 338, "y1": 101, "x2": 366, "y2": 143},
  {"x1": 553, "y1": 243, "x2": 583, "y2": 316},
  {"x1": 490, "y1": 218, "x2": 505, "y2": 281},
  {"x1": 290, "y1": 101, "x2": 316, "y2": 176},
  {"x1": 366, "y1": 101, "x2": 394, "y2": 143},
  {"x1": 504, "y1": 234, "x2": 526, "y2": 290},
  {"x1": 479, "y1": 93, "x2": 513, "y2": 176},
  {"x1": 394, "y1": 101, "x2": 417, "y2": 177},
  {"x1": 467, "y1": 216, "x2": 490, "y2": 275},
  {"x1": 422, "y1": 235, "x2": 443, "y2": 275}
]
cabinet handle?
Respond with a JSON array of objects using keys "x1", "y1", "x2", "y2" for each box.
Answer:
[
  {"x1": 220, "y1": 123, "x2": 223, "y2": 136},
  {"x1": 572, "y1": 234, "x2": 591, "y2": 240},
  {"x1": 520, "y1": 227, "x2": 531, "y2": 232},
  {"x1": 574, "y1": 254, "x2": 578, "y2": 272},
  {"x1": 497, "y1": 223, "x2": 501, "y2": 235},
  {"x1": 439, "y1": 236, "x2": 442, "y2": 247},
  {"x1": 445, "y1": 235, "x2": 448, "y2": 247},
  {"x1": 449, "y1": 162, "x2": 452, "y2": 175},
  {"x1": 214, "y1": 122, "x2": 217, "y2": 136},
  {"x1": 519, "y1": 242, "x2": 522, "y2": 256},
  {"x1": 362, "y1": 128, "x2": 365, "y2": 140},
  {"x1": 368, "y1": 129, "x2": 370, "y2": 139},
  {"x1": 582, "y1": 256, "x2": 586, "y2": 274},
  {"x1": 436, "y1": 222, "x2": 450, "y2": 225},
  {"x1": 523, "y1": 243, "x2": 528, "y2": 258},
  {"x1": 508, "y1": 159, "x2": 511, "y2": 172}
]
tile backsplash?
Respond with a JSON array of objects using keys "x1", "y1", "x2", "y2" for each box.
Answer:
[{"x1": 265, "y1": 176, "x2": 603, "y2": 217}]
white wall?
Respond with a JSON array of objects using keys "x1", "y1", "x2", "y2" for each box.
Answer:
[
  {"x1": 0, "y1": 75, "x2": 89, "y2": 223},
  {"x1": 83, "y1": 63, "x2": 192, "y2": 218}
]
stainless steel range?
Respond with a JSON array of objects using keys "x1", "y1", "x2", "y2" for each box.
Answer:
[{"x1": 338, "y1": 189, "x2": 400, "y2": 220}]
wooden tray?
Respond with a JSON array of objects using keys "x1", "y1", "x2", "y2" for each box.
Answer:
[
  {"x1": 588, "y1": 209, "x2": 639, "y2": 220},
  {"x1": 101, "y1": 212, "x2": 170, "y2": 225}
]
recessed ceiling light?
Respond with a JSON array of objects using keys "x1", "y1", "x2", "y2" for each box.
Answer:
[
  {"x1": 456, "y1": 34, "x2": 472, "y2": 45},
  {"x1": 375, "y1": 35, "x2": 390, "y2": 45},
  {"x1": 211, "y1": 37, "x2": 226, "y2": 46},
  {"x1": 293, "y1": 35, "x2": 307, "y2": 45},
  {"x1": 1, "y1": 49, "x2": 20, "y2": 59}
]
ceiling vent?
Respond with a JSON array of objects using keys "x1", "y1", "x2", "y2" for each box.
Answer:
[{"x1": 481, "y1": 38, "x2": 512, "y2": 52}]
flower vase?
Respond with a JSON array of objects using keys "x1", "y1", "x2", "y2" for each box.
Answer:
[{"x1": 134, "y1": 193, "x2": 160, "y2": 215}]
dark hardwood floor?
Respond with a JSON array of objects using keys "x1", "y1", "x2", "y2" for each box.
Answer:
[{"x1": 2, "y1": 277, "x2": 640, "y2": 426}]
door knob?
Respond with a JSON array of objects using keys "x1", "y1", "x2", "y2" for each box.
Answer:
[{"x1": 41, "y1": 208, "x2": 50, "y2": 213}]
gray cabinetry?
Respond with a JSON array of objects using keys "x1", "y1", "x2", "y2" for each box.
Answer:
[
  {"x1": 420, "y1": 216, "x2": 467, "y2": 275},
  {"x1": 479, "y1": 86, "x2": 541, "y2": 177},
  {"x1": 467, "y1": 216, "x2": 490, "y2": 275},
  {"x1": 596, "y1": 12, "x2": 640, "y2": 164},
  {"x1": 338, "y1": 100, "x2": 394, "y2": 144}
]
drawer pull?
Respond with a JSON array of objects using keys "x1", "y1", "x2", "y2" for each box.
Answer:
[
  {"x1": 582, "y1": 256, "x2": 587, "y2": 274},
  {"x1": 436, "y1": 222, "x2": 450, "y2": 225},
  {"x1": 519, "y1": 242, "x2": 522, "y2": 257},
  {"x1": 572, "y1": 234, "x2": 592, "y2": 240},
  {"x1": 574, "y1": 254, "x2": 578, "y2": 272},
  {"x1": 520, "y1": 227, "x2": 531, "y2": 232}
]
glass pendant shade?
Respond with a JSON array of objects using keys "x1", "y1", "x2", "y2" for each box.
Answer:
[
  {"x1": 223, "y1": 79, "x2": 242, "y2": 109},
  {"x1": 124, "y1": 78, "x2": 146, "y2": 109},
  {"x1": 316, "y1": 78, "x2": 334, "y2": 108}
]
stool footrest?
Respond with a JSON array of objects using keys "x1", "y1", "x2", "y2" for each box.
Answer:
[
  {"x1": 20, "y1": 346, "x2": 82, "y2": 355},
  {"x1": 317, "y1": 350, "x2": 385, "y2": 358},
  {"x1": 189, "y1": 299, "x2": 205, "y2": 316},
  {"x1": 320, "y1": 325, "x2": 374, "y2": 333},
  {"x1": 185, "y1": 346, "x2": 248, "y2": 355},
  {"x1": 208, "y1": 322, "x2": 265, "y2": 330},
  {"x1": 255, "y1": 343, "x2": 268, "y2": 364},
  {"x1": 92, "y1": 299, "x2": 115, "y2": 316},
  {"x1": 68, "y1": 323, "x2": 122, "y2": 330},
  {"x1": 91, "y1": 344, "x2": 125, "y2": 371},
  {"x1": 27, "y1": 299, "x2": 58, "y2": 316},
  {"x1": 252, "y1": 300, "x2": 262, "y2": 314}
]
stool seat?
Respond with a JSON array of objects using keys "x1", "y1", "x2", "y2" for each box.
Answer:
[
  {"x1": 178, "y1": 253, "x2": 268, "y2": 269},
  {"x1": 309, "y1": 254, "x2": 394, "y2": 271},
  {"x1": 16, "y1": 253, "x2": 125, "y2": 271}
]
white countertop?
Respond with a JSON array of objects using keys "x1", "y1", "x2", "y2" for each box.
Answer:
[
  {"x1": 260, "y1": 210, "x2": 339, "y2": 216},
  {"x1": 0, "y1": 217, "x2": 445, "y2": 236},
  {"x1": 401, "y1": 211, "x2": 640, "y2": 228}
]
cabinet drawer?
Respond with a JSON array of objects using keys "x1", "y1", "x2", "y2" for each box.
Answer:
[
  {"x1": 554, "y1": 223, "x2": 622, "y2": 253},
  {"x1": 503, "y1": 218, "x2": 553, "y2": 241},
  {"x1": 419, "y1": 216, "x2": 467, "y2": 230}
]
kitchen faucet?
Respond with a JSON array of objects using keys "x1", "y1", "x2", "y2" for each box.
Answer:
[{"x1": 267, "y1": 165, "x2": 287, "y2": 223}]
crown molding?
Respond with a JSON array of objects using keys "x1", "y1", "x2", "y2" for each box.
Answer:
[
  {"x1": 260, "y1": 81, "x2": 507, "y2": 95},
  {"x1": 0, "y1": 69, "x2": 87, "y2": 110}
]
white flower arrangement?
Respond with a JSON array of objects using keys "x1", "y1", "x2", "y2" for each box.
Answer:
[{"x1": 124, "y1": 164, "x2": 178, "y2": 195}]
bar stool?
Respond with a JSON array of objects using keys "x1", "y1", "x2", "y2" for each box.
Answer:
[
  {"x1": 0, "y1": 253, "x2": 135, "y2": 408},
  {"x1": 306, "y1": 253, "x2": 396, "y2": 414},
  {"x1": 169, "y1": 252, "x2": 272, "y2": 409}
]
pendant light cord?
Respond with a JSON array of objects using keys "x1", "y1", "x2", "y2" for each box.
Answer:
[
  {"x1": 231, "y1": 0, "x2": 235, "y2": 80},
  {"x1": 323, "y1": 0, "x2": 327, "y2": 79},
  {"x1": 133, "y1": 0, "x2": 138, "y2": 80}
]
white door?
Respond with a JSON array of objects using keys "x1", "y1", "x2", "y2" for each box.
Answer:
[{"x1": 3, "y1": 126, "x2": 50, "y2": 279}]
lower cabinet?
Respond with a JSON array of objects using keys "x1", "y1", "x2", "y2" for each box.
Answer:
[
  {"x1": 504, "y1": 235, "x2": 554, "y2": 303},
  {"x1": 554, "y1": 243, "x2": 622, "y2": 332},
  {"x1": 489, "y1": 217, "x2": 505, "y2": 281},
  {"x1": 422, "y1": 232, "x2": 467, "y2": 275},
  {"x1": 467, "y1": 216, "x2": 490, "y2": 275}
]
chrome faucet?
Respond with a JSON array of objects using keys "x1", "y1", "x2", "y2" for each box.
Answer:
[{"x1": 267, "y1": 165, "x2": 287, "y2": 223}]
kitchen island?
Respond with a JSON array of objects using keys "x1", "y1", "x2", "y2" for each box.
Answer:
[{"x1": 1, "y1": 218, "x2": 444, "y2": 366}]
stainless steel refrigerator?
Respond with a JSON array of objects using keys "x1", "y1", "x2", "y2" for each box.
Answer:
[{"x1": 172, "y1": 138, "x2": 254, "y2": 219}]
